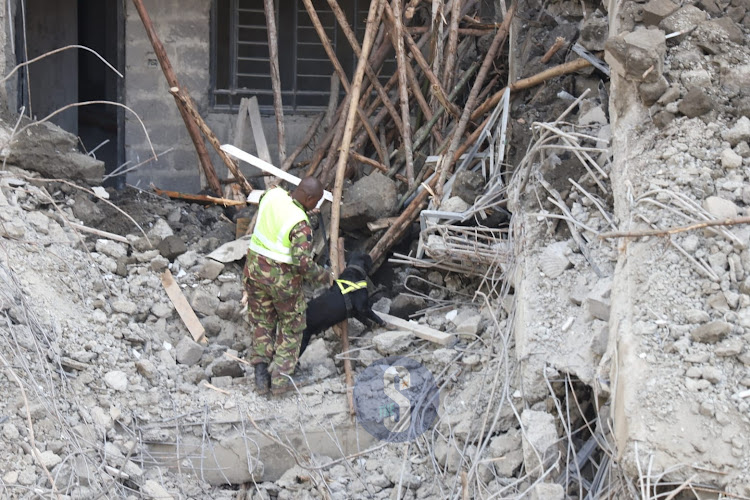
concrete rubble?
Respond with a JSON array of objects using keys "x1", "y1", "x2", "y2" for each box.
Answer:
[{"x1": 0, "y1": 0, "x2": 748, "y2": 497}]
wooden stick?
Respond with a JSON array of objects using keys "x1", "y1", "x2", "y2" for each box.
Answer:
[
  {"x1": 442, "y1": 0, "x2": 462, "y2": 91},
  {"x1": 281, "y1": 113, "x2": 324, "y2": 172},
  {"x1": 332, "y1": 238, "x2": 356, "y2": 416},
  {"x1": 263, "y1": 0, "x2": 286, "y2": 165},
  {"x1": 391, "y1": 0, "x2": 416, "y2": 186},
  {"x1": 151, "y1": 186, "x2": 247, "y2": 207},
  {"x1": 67, "y1": 222, "x2": 129, "y2": 244},
  {"x1": 600, "y1": 216, "x2": 750, "y2": 239},
  {"x1": 329, "y1": 0, "x2": 384, "y2": 273},
  {"x1": 470, "y1": 58, "x2": 592, "y2": 120},
  {"x1": 435, "y1": 2, "x2": 515, "y2": 197},
  {"x1": 169, "y1": 87, "x2": 253, "y2": 195},
  {"x1": 161, "y1": 270, "x2": 207, "y2": 344},
  {"x1": 327, "y1": 0, "x2": 405, "y2": 138},
  {"x1": 384, "y1": 1, "x2": 461, "y2": 120},
  {"x1": 349, "y1": 150, "x2": 408, "y2": 183},
  {"x1": 409, "y1": 26, "x2": 497, "y2": 35},
  {"x1": 130, "y1": 0, "x2": 221, "y2": 196},
  {"x1": 541, "y1": 36, "x2": 565, "y2": 64}
]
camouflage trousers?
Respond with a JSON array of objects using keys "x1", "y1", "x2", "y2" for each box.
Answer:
[{"x1": 243, "y1": 269, "x2": 306, "y2": 388}]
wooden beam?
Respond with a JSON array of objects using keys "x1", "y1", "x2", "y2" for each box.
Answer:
[
  {"x1": 161, "y1": 270, "x2": 207, "y2": 344},
  {"x1": 130, "y1": 0, "x2": 222, "y2": 196},
  {"x1": 375, "y1": 312, "x2": 456, "y2": 346}
]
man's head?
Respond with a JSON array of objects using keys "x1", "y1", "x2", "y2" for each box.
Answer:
[{"x1": 292, "y1": 176, "x2": 324, "y2": 211}]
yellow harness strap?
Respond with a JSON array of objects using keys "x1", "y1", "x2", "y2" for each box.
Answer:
[{"x1": 336, "y1": 279, "x2": 367, "y2": 295}]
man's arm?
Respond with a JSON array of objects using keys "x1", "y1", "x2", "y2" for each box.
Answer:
[{"x1": 289, "y1": 221, "x2": 331, "y2": 286}]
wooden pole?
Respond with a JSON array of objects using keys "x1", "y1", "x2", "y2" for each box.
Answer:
[
  {"x1": 332, "y1": 237, "x2": 356, "y2": 416},
  {"x1": 471, "y1": 57, "x2": 592, "y2": 120},
  {"x1": 384, "y1": 1, "x2": 461, "y2": 119},
  {"x1": 263, "y1": 0, "x2": 287, "y2": 165},
  {"x1": 390, "y1": 0, "x2": 416, "y2": 186},
  {"x1": 326, "y1": 0, "x2": 405, "y2": 138},
  {"x1": 329, "y1": 0, "x2": 384, "y2": 273},
  {"x1": 442, "y1": 0, "x2": 462, "y2": 91},
  {"x1": 350, "y1": 150, "x2": 408, "y2": 183},
  {"x1": 169, "y1": 88, "x2": 253, "y2": 195},
  {"x1": 435, "y1": 2, "x2": 515, "y2": 198},
  {"x1": 281, "y1": 113, "x2": 324, "y2": 172},
  {"x1": 130, "y1": 0, "x2": 222, "y2": 196}
]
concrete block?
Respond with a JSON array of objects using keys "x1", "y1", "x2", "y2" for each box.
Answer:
[
  {"x1": 521, "y1": 410, "x2": 559, "y2": 478},
  {"x1": 176, "y1": 336, "x2": 204, "y2": 366},
  {"x1": 586, "y1": 278, "x2": 612, "y2": 322},
  {"x1": 690, "y1": 320, "x2": 732, "y2": 343},
  {"x1": 605, "y1": 28, "x2": 666, "y2": 83},
  {"x1": 372, "y1": 331, "x2": 413, "y2": 355},
  {"x1": 678, "y1": 88, "x2": 715, "y2": 118},
  {"x1": 659, "y1": 5, "x2": 708, "y2": 35},
  {"x1": 642, "y1": 0, "x2": 679, "y2": 26},
  {"x1": 703, "y1": 196, "x2": 739, "y2": 219},
  {"x1": 197, "y1": 260, "x2": 225, "y2": 280}
]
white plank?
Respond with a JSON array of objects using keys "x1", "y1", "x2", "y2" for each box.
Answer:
[
  {"x1": 246, "y1": 96, "x2": 272, "y2": 164},
  {"x1": 375, "y1": 312, "x2": 456, "y2": 346},
  {"x1": 221, "y1": 144, "x2": 333, "y2": 203}
]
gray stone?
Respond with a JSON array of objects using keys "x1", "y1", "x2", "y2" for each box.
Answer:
[
  {"x1": 579, "y1": 14, "x2": 608, "y2": 51},
  {"x1": 653, "y1": 110, "x2": 676, "y2": 128},
  {"x1": 678, "y1": 88, "x2": 714, "y2": 118},
  {"x1": 201, "y1": 315, "x2": 223, "y2": 336},
  {"x1": 703, "y1": 196, "x2": 738, "y2": 219},
  {"x1": 659, "y1": 5, "x2": 708, "y2": 35},
  {"x1": 4, "y1": 121, "x2": 104, "y2": 184},
  {"x1": 690, "y1": 321, "x2": 732, "y2": 343},
  {"x1": 639, "y1": 76, "x2": 669, "y2": 106},
  {"x1": 112, "y1": 300, "x2": 137, "y2": 315},
  {"x1": 642, "y1": 0, "x2": 679, "y2": 26},
  {"x1": 148, "y1": 218, "x2": 174, "y2": 241},
  {"x1": 136, "y1": 359, "x2": 158, "y2": 380},
  {"x1": 452, "y1": 169, "x2": 485, "y2": 205},
  {"x1": 521, "y1": 410, "x2": 559, "y2": 478},
  {"x1": 389, "y1": 294, "x2": 426, "y2": 318},
  {"x1": 586, "y1": 278, "x2": 612, "y2": 322},
  {"x1": 703, "y1": 16, "x2": 744, "y2": 44},
  {"x1": 372, "y1": 297, "x2": 391, "y2": 314},
  {"x1": 190, "y1": 289, "x2": 220, "y2": 317},
  {"x1": 176, "y1": 250, "x2": 199, "y2": 270},
  {"x1": 104, "y1": 371, "x2": 128, "y2": 391},
  {"x1": 539, "y1": 241, "x2": 571, "y2": 278},
  {"x1": 604, "y1": 28, "x2": 666, "y2": 83},
  {"x1": 0, "y1": 221, "x2": 25, "y2": 239},
  {"x1": 382, "y1": 462, "x2": 421, "y2": 490},
  {"x1": 176, "y1": 336, "x2": 204, "y2": 366},
  {"x1": 211, "y1": 376, "x2": 233, "y2": 388},
  {"x1": 372, "y1": 331, "x2": 413, "y2": 354},
  {"x1": 216, "y1": 300, "x2": 240, "y2": 321},
  {"x1": 3, "y1": 423, "x2": 19, "y2": 440},
  {"x1": 95, "y1": 239, "x2": 127, "y2": 259},
  {"x1": 158, "y1": 235, "x2": 187, "y2": 261},
  {"x1": 340, "y1": 172, "x2": 398, "y2": 231},
  {"x1": 529, "y1": 483, "x2": 565, "y2": 500},
  {"x1": 439, "y1": 196, "x2": 469, "y2": 213},
  {"x1": 209, "y1": 352, "x2": 245, "y2": 378},
  {"x1": 197, "y1": 260, "x2": 225, "y2": 280},
  {"x1": 151, "y1": 302, "x2": 172, "y2": 318},
  {"x1": 17, "y1": 466, "x2": 37, "y2": 486},
  {"x1": 489, "y1": 429, "x2": 524, "y2": 477},
  {"x1": 453, "y1": 309, "x2": 482, "y2": 337},
  {"x1": 26, "y1": 211, "x2": 50, "y2": 234},
  {"x1": 578, "y1": 106, "x2": 607, "y2": 125},
  {"x1": 721, "y1": 149, "x2": 743, "y2": 169},
  {"x1": 38, "y1": 450, "x2": 62, "y2": 469},
  {"x1": 141, "y1": 480, "x2": 174, "y2": 499},
  {"x1": 702, "y1": 366, "x2": 722, "y2": 384},
  {"x1": 684, "y1": 309, "x2": 710, "y2": 323},
  {"x1": 299, "y1": 338, "x2": 335, "y2": 372},
  {"x1": 722, "y1": 117, "x2": 750, "y2": 146},
  {"x1": 151, "y1": 256, "x2": 169, "y2": 272}
]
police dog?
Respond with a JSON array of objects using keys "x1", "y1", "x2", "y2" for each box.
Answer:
[{"x1": 299, "y1": 253, "x2": 385, "y2": 357}]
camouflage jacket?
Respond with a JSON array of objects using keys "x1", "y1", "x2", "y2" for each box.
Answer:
[{"x1": 244, "y1": 220, "x2": 330, "y2": 289}]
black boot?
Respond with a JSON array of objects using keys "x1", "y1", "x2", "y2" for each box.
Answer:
[{"x1": 254, "y1": 363, "x2": 271, "y2": 395}]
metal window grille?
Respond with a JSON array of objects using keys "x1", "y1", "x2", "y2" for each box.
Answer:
[{"x1": 212, "y1": 0, "x2": 385, "y2": 112}]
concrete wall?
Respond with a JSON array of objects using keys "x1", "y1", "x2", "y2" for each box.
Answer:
[{"x1": 124, "y1": 0, "x2": 318, "y2": 193}]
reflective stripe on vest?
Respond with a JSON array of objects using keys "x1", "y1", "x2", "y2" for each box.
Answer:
[
  {"x1": 335, "y1": 279, "x2": 368, "y2": 295},
  {"x1": 249, "y1": 187, "x2": 309, "y2": 264}
]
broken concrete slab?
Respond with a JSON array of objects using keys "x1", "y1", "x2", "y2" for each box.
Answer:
[
  {"x1": 158, "y1": 235, "x2": 187, "y2": 261},
  {"x1": 703, "y1": 196, "x2": 739, "y2": 219},
  {"x1": 176, "y1": 336, "x2": 204, "y2": 366},
  {"x1": 691, "y1": 320, "x2": 732, "y2": 343},
  {"x1": 678, "y1": 88, "x2": 715, "y2": 118},
  {"x1": 521, "y1": 410, "x2": 559, "y2": 478},
  {"x1": 605, "y1": 28, "x2": 666, "y2": 83},
  {"x1": 1, "y1": 121, "x2": 105, "y2": 185},
  {"x1": 642, "y1": 0, "x2": 679, "y2": 26},
  {"x1": 722, "y1": 117, "x2": 750, "y2": 146},
  {"x1": 340, "y1": 172, "x2": 397, "y2": 231},
  {"x1": 659, "y1": 5, "x2": 708, "y2": 35},
  {"x1": 197, "y1": 259, "x2": 225, "y2": 280},
  {"x1": 372, "y1": 330, "x2": 413, "y2": 354}
]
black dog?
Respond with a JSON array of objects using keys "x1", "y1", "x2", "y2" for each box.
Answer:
[{"x1": 299, "y1": 253, "x2": 385, "y2": 358}]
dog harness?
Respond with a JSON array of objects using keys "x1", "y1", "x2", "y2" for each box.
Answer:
[
  {"x1": 335, "y1": 279, "x2": 367, "y2": 313},
  {"x1": 335, "y1": 279, "x2": 367, "y2": 295}
]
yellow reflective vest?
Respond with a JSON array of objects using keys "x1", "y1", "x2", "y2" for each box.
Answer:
[{"x1": 249, "y1": 187, "x2": 309, "y2": 264}]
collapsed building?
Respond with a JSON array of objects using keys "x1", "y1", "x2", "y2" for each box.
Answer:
[{"x1": 0, "y1": 0, "x2": 749, "y2": 498}]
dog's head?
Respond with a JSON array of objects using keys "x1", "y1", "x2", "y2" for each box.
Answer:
[{"x1": 346, "y1": 252, "x2": 373, "y2": 278}]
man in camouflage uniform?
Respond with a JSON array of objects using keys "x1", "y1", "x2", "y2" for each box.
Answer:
[{"x1": 243, "y1": 177, "x2": 331, "y2": 396}]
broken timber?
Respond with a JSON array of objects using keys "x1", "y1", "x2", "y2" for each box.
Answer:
[
  {"x1": 375, "y1": 312, "x2": 456, "y2": 346},
  {"x1": 161, "y1": 270, "x2": 207, "y2": 344},
  {"x1": 152, "y1": 186, "x2": 247, "y2": 207}
]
